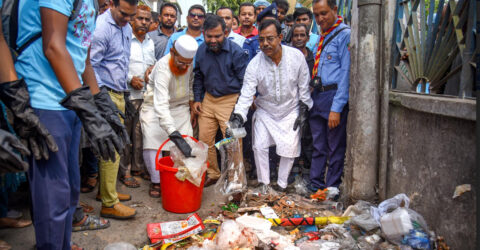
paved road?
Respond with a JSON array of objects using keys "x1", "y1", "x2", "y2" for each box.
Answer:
[{"x1": 0, "y1": 177, "x2": 225, "y2": 249}]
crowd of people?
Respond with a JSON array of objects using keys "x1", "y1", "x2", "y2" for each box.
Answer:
[{"x1": 0, "y1": 0, "x2": 350, "y2": 249}]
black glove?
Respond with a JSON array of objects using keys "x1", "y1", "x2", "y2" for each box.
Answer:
[
  {"x1": 94, "y1": 87, "x2": 130, "y2": 146},
  {"x1": 0, "y1": 129, "x2": 30, "y2": 173},
  {"x1": 60, "y1": 85, "x2": 123, "y2": 162},
  {"x1": 226, "y1": 113, "x2": 244, "y2": 138},
  {"x1": 169, "y1": 131, "x2": 193, "y2": 158},
  {"x1": 0, "y1": 79, "x2": 58, "y2": 160},
  {"x1": 293, "y1": 101, "x2": 309, "y2": 132}
]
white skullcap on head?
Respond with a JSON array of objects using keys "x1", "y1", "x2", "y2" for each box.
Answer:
[{"x1": 174, "y1": 35, "x2": 199, "y2": 59}]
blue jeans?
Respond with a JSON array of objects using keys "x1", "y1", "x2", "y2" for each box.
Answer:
[{"x1": 28, "y1": 109, "x2": 81, "y2": 250}]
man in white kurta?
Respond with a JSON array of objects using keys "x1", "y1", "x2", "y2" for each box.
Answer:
[
  {"x1": 231, "y1": 20, "x2": 313, "y2": 190},
  {"x1": 140, "y1": 35, "x2": 198, "y2": 197}
]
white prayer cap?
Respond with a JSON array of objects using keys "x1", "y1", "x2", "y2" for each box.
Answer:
[{"x1": 174, "y1": 35, "x2": 198, "y2": 59}]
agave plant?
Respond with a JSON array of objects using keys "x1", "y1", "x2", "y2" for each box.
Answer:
[{"x1": 394, "y1": 0, "x2": 474, "y2": 94}]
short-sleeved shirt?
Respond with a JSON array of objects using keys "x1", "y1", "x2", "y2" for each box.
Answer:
[
  {"x1": 15, "y1": 0, "x2": 96, "y2": 110},
  {"x1": 148, "y1": 26, "x2": 175, "y2": 60},
  {"x1": 163, "y1": 29, "x2": 204, "y2": 57}
]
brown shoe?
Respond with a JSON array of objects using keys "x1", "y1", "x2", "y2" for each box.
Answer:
[
  {"x1": 100, "y1": 203, "x2": 136, "y2": 219},
  {"x1": 204, "y1": 177, "x2": 218, "y2": 187},
  {"x1": 96, "y1": 193, "x2": 132, "y2": 202}
]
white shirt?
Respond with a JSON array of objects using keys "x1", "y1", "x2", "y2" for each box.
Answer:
[
  {"x1": 234, "y1": 45, "x2": 313, "y2": 122},
  {"x1": 228, "y1": 30, "x2": 246, "y2": 48},
  {"x1": 146, "y1": 53, "x2": 194, "y2": 135},
  {"x1": 127, "y1": 33, "x2": 156, "y2": 100}
]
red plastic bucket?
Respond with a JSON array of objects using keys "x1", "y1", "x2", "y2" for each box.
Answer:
[{"x1": 155, "y1": 136, "x2": 208, "y2": 213}]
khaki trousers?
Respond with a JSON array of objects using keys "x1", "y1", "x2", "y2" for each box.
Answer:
[
  {"x1": 198, "y1": 93, "x2": 239, "y2": 179},
  {"x1": 98, "y1": 91, "x2": 124, "y2": 207}
]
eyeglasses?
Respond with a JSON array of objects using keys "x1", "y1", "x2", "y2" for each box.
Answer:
[
  {"x1": 189, "y1": 13, "x2": 205, "y2": 19},
  {"x1": 173, "y1": 52, "x2": 193, "y2": 66},
  {"x1": 258, "y1": 36, "x2": 278, "y2": 43}
]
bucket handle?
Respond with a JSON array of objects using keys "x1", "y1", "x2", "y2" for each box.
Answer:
[{"x1": 155, "y1": 135, "x2": 199, "y2": 165}]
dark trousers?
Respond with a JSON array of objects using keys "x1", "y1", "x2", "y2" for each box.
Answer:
[
  {"x1": 28, "y1": 109, "x2": 81, "y2": 250},
  {"x1": 309, "y1": 90, "x2": 348, "y2": 189}
]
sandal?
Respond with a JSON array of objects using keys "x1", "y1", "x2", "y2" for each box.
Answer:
[
  {"x1": 131, "y1": 170, "x2": 141, "y2": 176},
  {"x1": 71, "y1": 242, "x2": 84, "y2": 250},
  {"x1": 81, "y1": 174, "x2": 98, "y2": 193},
  {"x1": 79, "y1": 201, "x2": 94, "y2": 213},
  {"x1": 149, "y1": 183, "x2": 161, "y2": 198},
  {"x1": 0, "y1": 217, "x2": 32, "y2": 228},
  {"x1": 72, "y1": 215, "x2": 110, "y2": 232},
  {"x1": 120, "y1": 175, "x2": 140, "y2": 188},
  {"x1": 0, "y1": 240, "x2": 11, "y2": 250}
]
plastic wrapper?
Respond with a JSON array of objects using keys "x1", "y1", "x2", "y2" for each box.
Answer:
[
  {"x1": 215, "y1": 220, "x2": 259, "y2": 248},
  {"x1": 214, "y1": 137, "x2": 247, "y2": 195},
  {"x1": 402, "y1": 229, "x2": 431, "y2": 250},
  {"x1": 293, "y1": 175, "x2": 309, "y2": 195},
  {"x1": 170, "y1": 137, "x2": 208, "y2": 187},
  {"x1": 104, "y1": 242, "x2": 137, "y2": 250},
  {"x1": 349, "y1": 200, "x2": 380, "y2": 231},
  {"x1": 371, "y1": 193, "x2": 410, "y2": 223}
]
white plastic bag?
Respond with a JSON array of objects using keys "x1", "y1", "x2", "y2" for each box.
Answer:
[
  {"x1": 170, "y1": 137, "x2": 208, "y2": 187},
  {"x1": 214, "y1": 137, "x2": 247, "y2": 195}
]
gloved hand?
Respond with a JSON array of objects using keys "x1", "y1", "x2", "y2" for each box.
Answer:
[
  {"x1": 226, "y1": 113, "x2": 244, "y2": 138},
  {"x1": 60, "y1": 85, "x2": 123, "y2": 162},
  {"x1": 0, "y1": 128, "x2": 30, "y2": 173},
  {"x1": 94, "y1": 87, "x2": 130, "y2": 146},
  {"x1": 293, "y1": 101, "x2": 309, "y2": 132},
  {"x1": 0, "y1": 79, "x2": 58, "y2": 160},
  {"x1": 169, "y1": 131, "x2": 193, "y2": 158}
]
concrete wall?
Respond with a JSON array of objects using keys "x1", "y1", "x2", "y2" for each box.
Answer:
[{"x1": 386, "y1": 91, "x2": 476, "y2": 250}]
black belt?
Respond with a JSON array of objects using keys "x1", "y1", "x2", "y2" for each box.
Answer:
[
  {"x1": 105, "y1": 87, "x2": 125, "y2": 94},
  {"x1": 315, "y1": 84, "x2": 338, "y2": 92}
]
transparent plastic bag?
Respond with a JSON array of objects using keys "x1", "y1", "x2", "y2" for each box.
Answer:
[
  {"x1": 214, "y1": 137, "x2": 247, "y2": 195},
  {"x1": 170, "y1": 137, "x2": 208, "y2": 187},
  {"x1": 293, "y1": 175, "x2": 309, "y2": 195}
]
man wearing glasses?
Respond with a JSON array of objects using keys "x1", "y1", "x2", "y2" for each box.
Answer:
[
  {"x1": 192, "y1": 16, "x2": 248, "y2": 187},
  {"x1": 141, "y1": 35, "x2": 198, "y2": 198},
  {"x1": 90, "y1": 0, "x2": 138, "y2": 220},
  {"x1": 229, "y1": 19, "x2": 312, "y2": 193},
  {"x1": 163, "y1": 5, "x2": 206, "y2": 57}
]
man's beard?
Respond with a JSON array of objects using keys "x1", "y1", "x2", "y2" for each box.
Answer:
[
  {"x1": 169, "y1": 56, "x2": 189, "y2": 76},
  {"x1": 162, "y1": 22, "x2": 174, "y2": 29}
]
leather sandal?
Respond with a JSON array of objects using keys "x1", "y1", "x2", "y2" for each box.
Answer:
[
  {"x1": 120, "y1": 175, "x2": 140, "y2": 188},
  {"x1": 149, "y1": 183, "x2": 161, "y2": 198},
  {"x1": 72, "y1": 215, "x2": 110, "y2": 232}
]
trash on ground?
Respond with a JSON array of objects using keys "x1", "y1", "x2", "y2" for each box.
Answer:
[
  {"x1": 146, "y1": 213, "x2": 205, "y2": 244},
  {"x1": 145, "y1": 191, "x2": 449, "y2": 250},
  {"x1": 452, "y1": 184, "x2": 471, "y2": 199}
]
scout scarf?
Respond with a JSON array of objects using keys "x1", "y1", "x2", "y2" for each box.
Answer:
[{"x1": 311, "y1": 16, "x2": 343, "y2": 79}]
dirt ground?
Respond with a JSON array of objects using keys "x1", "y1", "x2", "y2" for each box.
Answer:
[{"x1": 0, "y1": 177, "x2": 227, "y2": 250}]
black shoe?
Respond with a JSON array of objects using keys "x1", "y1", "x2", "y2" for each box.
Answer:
[{"x1": 272, "y1": 183, "x2": 286, "y2": 193}]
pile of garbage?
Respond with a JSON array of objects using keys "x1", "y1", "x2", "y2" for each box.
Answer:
[{"x1": 141, "y1": 192, "x2": 450, "y2": 250}]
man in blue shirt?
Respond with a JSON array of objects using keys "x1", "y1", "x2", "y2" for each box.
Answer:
[
  {"x1": 309, "y1": 0, "x2": 351, "y2": 193},
  {"x1": 14, "y1": 0, "x2": 126, "y2": 248},
  {"x1": 192, "y1": 16, "x2": 248, "y2": 187},
  {"x1": 163, "y1": 4, "x2": 205, "y2": 56},
  {"x1": 90, "y1": 0, "x2": 138, "y2": 220}
]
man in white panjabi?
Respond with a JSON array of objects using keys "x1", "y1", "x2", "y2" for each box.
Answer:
[
  {"x1": 140, "y1": 35, "x2": 198, "y2": 198},
  {"x1": 229, "y1": 19, "x2": 313, "y2": 192}
]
